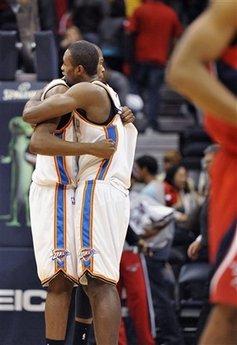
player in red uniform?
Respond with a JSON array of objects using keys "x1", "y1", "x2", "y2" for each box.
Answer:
[{"x1": 166, "y1": 1, "x2": 237, "y2": 344}]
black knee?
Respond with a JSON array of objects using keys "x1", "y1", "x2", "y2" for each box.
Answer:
[{"x1": 75, "y1": 285, "x2": 93, "y2": 319}]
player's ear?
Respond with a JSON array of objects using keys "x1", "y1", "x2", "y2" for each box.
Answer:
[{"x1": 76, "y1": 65, "x2": 85, "y2": 76}]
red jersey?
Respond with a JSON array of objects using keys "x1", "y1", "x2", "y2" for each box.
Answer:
[
  {"x1": 204, "y1": 40, "x2": 237, "y2": 154},
  {"x1": 204, "y1": 39, "x2": 237, "y2": 306},
  {"x1": 126, "y1": 1, "x2": 183, "y2": 65}
]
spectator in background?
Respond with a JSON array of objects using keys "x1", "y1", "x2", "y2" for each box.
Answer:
[
  {"x1": 188, "y1": 144, "x2": 220, "y2": 261},
  {"x1": 134, "y1": 155, "x2": 164, "y2": 203},
  {"x1": 2, "y1": 0, "x2": 57, "y2": 72},
  {"x1": 125, "y1": 0, "x2": 183, "y2": 131},
  {"x1": 72, "y1": 0, "x2": 108, "y2": 45},
  {"x1": 187, "y1": 144, "x2": 219, "y2": 343},
  {"x1": 198, "y1": 143, "x2": 220, "y2": 199},
  {"x1": 5, "y1": 0, "x2": 40, "y2": 72},
  {"x1": 164, "y1": 165, "x2": 197, "y2": 210},
  {"x1": 164, "y1": 164, "x2": 199, "y2": 266},
  {"x1": 134, "y1": 155, "x2": 185, "y2": 345},
  {"x1": 158, "y1": 149, "x2": 182, "y2": 182},
  {"x1": 158, "y1": 150, "x2": 195, "y2": 191}
]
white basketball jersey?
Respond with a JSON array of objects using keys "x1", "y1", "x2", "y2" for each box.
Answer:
[
  {"x1": 32, "y1": 79, "x2": 78, "y2": 187},
  {"x1": 76, "y1": 81, "x2": 137, "y2": 190}
]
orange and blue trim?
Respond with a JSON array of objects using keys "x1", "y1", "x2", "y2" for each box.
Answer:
[
  {"x1": 54, "y1": 184, "x2": 67, "y2": 270},
  {"x1": 54, "y1": 132, "x2": 70, "y2": 185},
  {"x1": 96, "y1": 125, "x2": 118, "y2": 180},
  {"x1": 80, "y1": 180, "x2": 96, "y2": 270}
]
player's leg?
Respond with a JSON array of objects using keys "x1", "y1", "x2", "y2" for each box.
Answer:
[
  {"x1": 84, "y1": 277, "x2": 121, "y2": 345},
  {"x1": 45, "y1": 273, "x2": 74, "y2": 342},
  {"x1": 29, "y1": 184, "x2": 78, "y2": 344},
  {"x1": 117, "y1": 267, "x2": 129, "y2": 345},
  {"x1": 73, "y1": 285, "x2": 93, "y2": 345},
  {"x1": 200, "y1": 221, "x2": 237, "y2": 345},
  {"x1": 199, "y1": 304, "x2": 237, "y2": 345},
  {"x1": 75, "y1": 182, "x2": 129, "y2": 345}
]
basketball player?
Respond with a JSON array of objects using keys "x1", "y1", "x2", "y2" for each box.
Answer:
[
  {"x1": 166, "y1": 1, "x2": 237, "y2": 344},
  {"x1": 23, "y1": 40, "x2": 137, "y2": 345},
  {"x1": 23, "y1": 41, "x2": 117, "y2": 345},
  {"x1": 24, "y1": 43, "x2": 134, "y2": 339}
]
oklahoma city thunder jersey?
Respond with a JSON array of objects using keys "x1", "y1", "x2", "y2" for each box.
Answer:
[
  {"x1": 32, "y1": 79, "x2": 78, "y2": 187},
  {"x1": 76, "y1": 81, "x2": 137, "y2": 190}
]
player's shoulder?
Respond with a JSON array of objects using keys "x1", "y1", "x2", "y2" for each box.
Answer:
[
  {"x1": 69, "y1": 81, "x2": 99, "y2": 93},
  {"x1": 45, "y1": 78, "x2": 68, "y2": 90},
  {"x1": 76, "y1": 81, "x2": 109, "y2": 99},
  {"x1": 67, "y1": 81, "x2": 108, "y2": 107},
  {"x1": 92, "y1": 80, "x2": 115, "y2": 95},
  {"x1": 43, "y1": 78, "x2": 68, "y2": 99}
]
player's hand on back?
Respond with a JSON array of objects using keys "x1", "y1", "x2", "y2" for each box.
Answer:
[
  {"x1": 90, "y1": 139, "x2": 116, "y2": 159},
  {"x1": 119, "y1": 106, "x2": 135, "y2": 124}
]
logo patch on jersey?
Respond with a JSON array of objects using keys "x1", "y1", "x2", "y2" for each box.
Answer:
[
  {"x1": 79, "y1": 248, "x2": 97, "y2": 262},
  {"x1": 50, "y1": 249, "x2": 70, "y2": 264}
]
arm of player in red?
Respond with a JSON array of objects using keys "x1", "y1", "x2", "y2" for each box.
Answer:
[{"x1": 166, "y1": 1, "x2": 237, "y2": 124}]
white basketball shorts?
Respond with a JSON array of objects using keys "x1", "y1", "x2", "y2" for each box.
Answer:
[
  {"x1": 74, "y1": 180, "x2": 130, "y2": 285},
  {"x1": 29, "y1": 182, "x2": 78, "y2": 286}
]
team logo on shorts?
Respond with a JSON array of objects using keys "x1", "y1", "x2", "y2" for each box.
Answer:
[
  {"x1": 50, "y1": 249, "x2": 70, "y2": 265},
  {"x1": 79, "y1": 248, "x2": 97, "y2": 262}
]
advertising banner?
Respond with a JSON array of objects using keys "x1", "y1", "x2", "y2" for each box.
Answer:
[
  {"x1": 0, "y1": 81, "x2": 45, "y2": 247},
  {"x1": 0, "y1": 248, "x2": 45, "y2": 345}
]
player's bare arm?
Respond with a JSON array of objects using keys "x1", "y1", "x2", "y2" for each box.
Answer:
[
  {"x1": 30, "y1": 84, "x2": 115, "y2": 158},
  {"x1": 23, "y1": 84, "x2": 67, "y2": 126},
  {"x1": 166, "y1": 0, "x2": 237, "y2": 124},
  {"x1": 24, "y1": 89, "x2": 43, "y2": 106},
  {"x1": 30, "y1": 119, "x2": 115, "y2": 158},
  {"x1": 23, "y1": 82, "x2": 110, "y2": 125}
]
